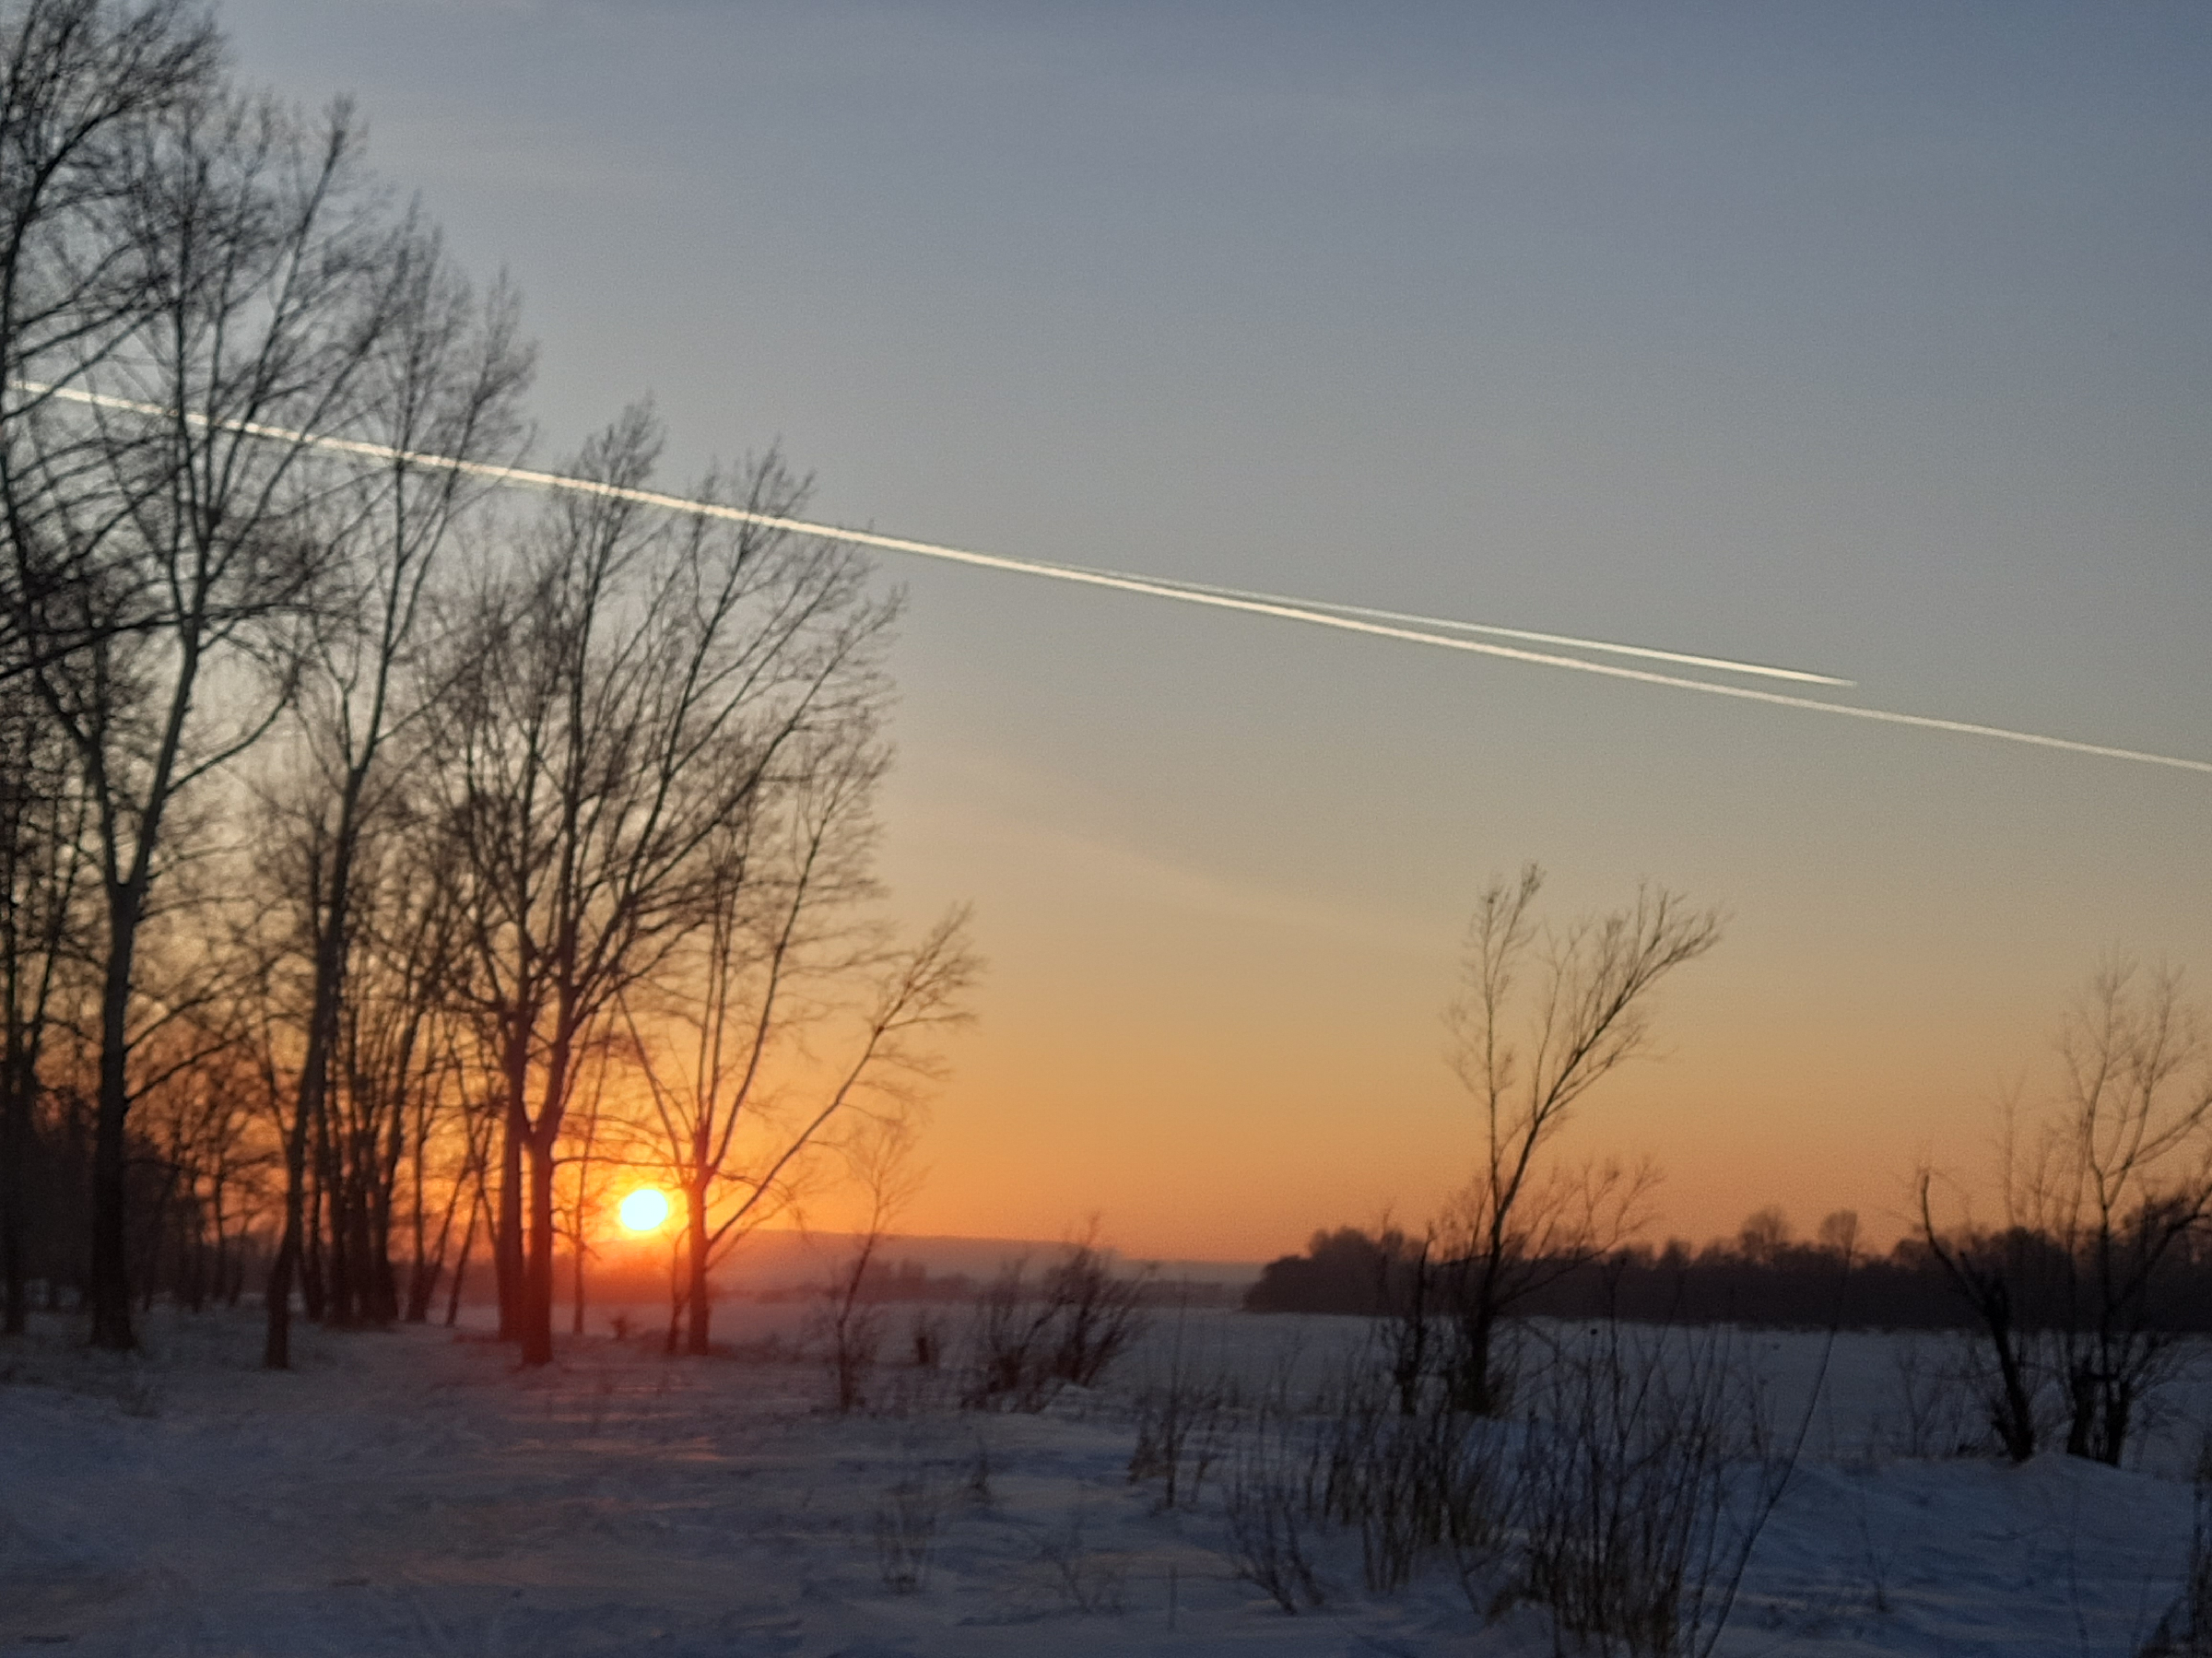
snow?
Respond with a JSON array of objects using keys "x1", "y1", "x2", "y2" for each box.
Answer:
[{"x1": 1, "y1": 1306, "x2": 2204, "y2": 1655}]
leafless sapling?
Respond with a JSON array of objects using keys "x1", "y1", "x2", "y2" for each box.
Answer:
[
  {"x1": 1923, "y1": 960, "x2": 2212, "y2": 1465},
  {"x1": 1438, "y1": 864, "x2": 1721, "y2": 1414}
]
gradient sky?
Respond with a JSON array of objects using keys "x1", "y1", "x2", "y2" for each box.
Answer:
[{"x1": 218, "y1": 0, "x2": 2212, "y2": 1261}]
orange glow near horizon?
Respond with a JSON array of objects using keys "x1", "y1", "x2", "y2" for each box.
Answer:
[{"x1": 618, "y1": 1188, "x2": 671, "y2": 1233}]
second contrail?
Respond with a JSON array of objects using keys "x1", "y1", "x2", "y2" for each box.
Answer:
[{"x1": 11, "y1": 377, "x2": 2211, "y2": 777}]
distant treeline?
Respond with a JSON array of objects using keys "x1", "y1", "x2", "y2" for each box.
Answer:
[{"x1": 1244, "y1": 1223, "x2": 2212, "y2": 1333}]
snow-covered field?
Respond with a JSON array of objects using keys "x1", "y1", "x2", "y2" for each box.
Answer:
[{"x1": 2, "y1": 1305, "x2": 2205, "y2": 1655}]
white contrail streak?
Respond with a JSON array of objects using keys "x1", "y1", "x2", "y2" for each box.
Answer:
[
  {"x1": 1077, "y1": 569, "x2": 1853, "y2": 686},
  {"x1": 11, "y1": 377, "x2": 2211, "y2": 777},
  {"x1": 4, "y1": 379, "x2": 1842, "y2": 680}
]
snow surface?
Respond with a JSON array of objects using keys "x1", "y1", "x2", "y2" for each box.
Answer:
[{"x1": 1, "y1": 1306, "x2": 2204, "y2": 1655}]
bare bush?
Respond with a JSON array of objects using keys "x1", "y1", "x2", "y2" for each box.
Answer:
[
  {"x1": 1129, "y1": 1376, "x2": 1234, "y2": 1512},
  {"x1": 908, "y1": 1309, "x2": 946, "y2": 1370},
  {"x1": 1880, "y1": 1333, "x2": 1985, "y2": 1459},
  {"x1": 1377, "y1": 1232, "x2": 1442, "y2": 1417},
  {"x1": 820, "y1": 1114, "x2": 924, "y2": 1413},
  {"x1": 961, "y1": 1236, "x2": 1152, "y2": 1411},
  {"x1": 1222, "y1": 1411, "x2": 1326, "y2": 1614},
  {"x1": 1045, "y1": 1238, "x2": 1152, "y2": 1386},
  {"x1": 1127, "y1": 1308, "x2": 1235, "y2": 1511},
  {"x1": 1514, "y1": 1323, "x2": 1778, "y2": 1658},
  {"x1": 827, "y1": 1300, "x2": 887, "y2": 1414},
  {"x1": 962, "y1": 1261, "x2": 1059, "y2": 1410},
  {"x1": 1312, "y1": 1369, "x2": 1513, "y2": 1596},
  {"x1": 1206, "y1": 1334, "x2": 1514, "y2": 1614},
  {"x1": 962, "y1": 1436, "x2": 994, "y2": 1508}
]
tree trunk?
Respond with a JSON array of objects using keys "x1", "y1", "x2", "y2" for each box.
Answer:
[
  {"x1": 368, "y1": 1100, "x2": 401, "y2": 1325},
  {"x1": 521, "y1": 1132, "x2": 557, "y2": 1366},
  {"x1": 494, "y1": 1058, "x2": 525, "y2": 1340},
  {"x1": 264, "y1": 1023, "x2": 324, "y2": 1368},
  {"x1": 443, "y1": 1194, "x2": 477, "y2": 1329},
  {"x1": 1452, "y1": 1313, "x2": 1498, "y2": 1416},
  {"x1": 570, "y1": 1222, "x2": 587, "y2": 1337},
  {"x1": 686, "y1": 1181, "x2": 712, "y2": 1356},
  {"x1": 300, "y1": 1144, "x2": 326, "y2": 1323},
  {"x1": 88, "y1": 892, "x2": 141, "y2": 1349},
  {"x1": 1987, "y1": 1300, "x2": 2037, "y2": 1463},
  {"x1": 1444, "y1": 1257, "x2": 1507, "y2": 1417},
  {"x1": 1, "y1": 1030, "x2": 27, "y2": 1336}
]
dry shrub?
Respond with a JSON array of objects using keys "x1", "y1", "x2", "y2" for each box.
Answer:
[
  {"x1": 961, "y1": 1239, "x2": 1151, "y2": 1411},
  {"x1": 822, "y1": 1300, "x2": 886, "y2": 1413},
  {"x1": 1222, "y1": 1409, "x2": 1326, "y2": 1614},
  {"x1": 1202, "y1": 1311, "x2": 1793, "y2": 1649},
  {"x1": 1129, "y1": 1374, "x2": 1235, "y2": 1511},
  {"x1": 1127, "y1": 1308, "x2": 1238, "y2": 1511},
  {"x1": 1515, "y1": 1323, "x2": 1779, "y2": 1658},
  {"x1": 1314, "y1": 1370, "x2": 1513, "y2": 1595}
]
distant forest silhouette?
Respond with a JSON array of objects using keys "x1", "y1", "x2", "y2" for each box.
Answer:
[{"x1": 1244, "y1": 1219, "x2": 2212, "y2": 1333}]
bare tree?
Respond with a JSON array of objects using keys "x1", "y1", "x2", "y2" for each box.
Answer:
[
  {"x1": 1439, "y1": 864, "x2": 1722, "y2": 1414},
  {"x1": 1913, "y1": 1173, "x2": 2048, "y2": 1462},
  {"x1": 2042, "y1": 962, "x2": 2212, "y2": 1462},
  {"x1": 1735, "y1": 1206, "x2": 1791, "y2": 1264},
  {"x1": 618, "y1": 690, "x2": 978, "y2": 1358},
  {"x1": 12, "y1": 78, "x2": 403, "y2": 1346},
  {"x1": 634, "y1": 900, "x2": 978, "y2": 1358},
  {"x1": 403, "y1": 1013, "x2": 490, "y2": 1323},
  {"x1": 1, "y1": 0, "x2": 218, "y2": 1342},
  {"x1": 0, "y1": 675, "x2": 88, "y2": 1331},
  {"x1": 132, "y1": 1017, "x2": 272, "y2": 1311},
  {"x1": 555, "y1": 1020, "x2": 646, "y2": 1337},
  {"x1": 0, "y1": 0, "x2": 218, "y2": 680},
  {"x1": 823, "y1": 1111, "x2": 925, "y2": 1411},
  {"x1": 261, "y1": 223, "x2": 529, "y2": 1368},
  {"x1": 1923, "y1": 959, "x2": 2212, "y2": 1465},
  {"x1": 432, "y1": 413, "x2": 904, "y2": 1365}
]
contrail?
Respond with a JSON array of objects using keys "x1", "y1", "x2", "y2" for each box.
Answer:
[
  {"x1": 9, "y1": 382, "x2": 1838, "y2": 676},
  {"x1": 1075, "y1": 569, "x2": 1853, "y2": 687},
  {"x1": 11, "y1": 377, "x2": 2211, "y2": 777}
]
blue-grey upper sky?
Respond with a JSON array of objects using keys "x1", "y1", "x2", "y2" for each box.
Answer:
[{"x1": 220, "y1": 0, "x2": 2212, "y2": 1255}]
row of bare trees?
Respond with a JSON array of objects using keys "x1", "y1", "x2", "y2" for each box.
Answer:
[{"x1": 0, "y1": 0, "x2": 974, "y2": 1366}]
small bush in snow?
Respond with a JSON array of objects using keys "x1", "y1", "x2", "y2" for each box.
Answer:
[
  {"x1": 1312, "y1": 1367, "x2": 1513, "y2": 1595},
  {"x1": 1221, "y1": 1408, "x2": 1327, "y2": 1614},
  {"x1": 1126, "y1": 1318, "x2": 1237, "y2": 1511},
  {"x1": 1513, "y1": 1323, "x2": 1776, "y2": 1658},
  {"x1": 959, "y1": 1240, "x2": 1151, "y2": 1411}
]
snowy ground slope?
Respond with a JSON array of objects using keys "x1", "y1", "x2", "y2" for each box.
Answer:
[{"x1": 0, "y1": 1309, "x2": 2203, "y2": 1656}]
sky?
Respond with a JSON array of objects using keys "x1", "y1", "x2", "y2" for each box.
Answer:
[{"x1": 215, "y1": 0, "x2": 2212, "y2": 1262}]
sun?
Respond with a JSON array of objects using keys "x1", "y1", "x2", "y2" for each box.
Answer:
[{"x1": 618, "y1": 1187, "x2": 670, "y2": 1233}]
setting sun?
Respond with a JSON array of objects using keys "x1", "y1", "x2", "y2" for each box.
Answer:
[{"x1": 617, "y1": 1188, "x2": 670, "y2": 1233}]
